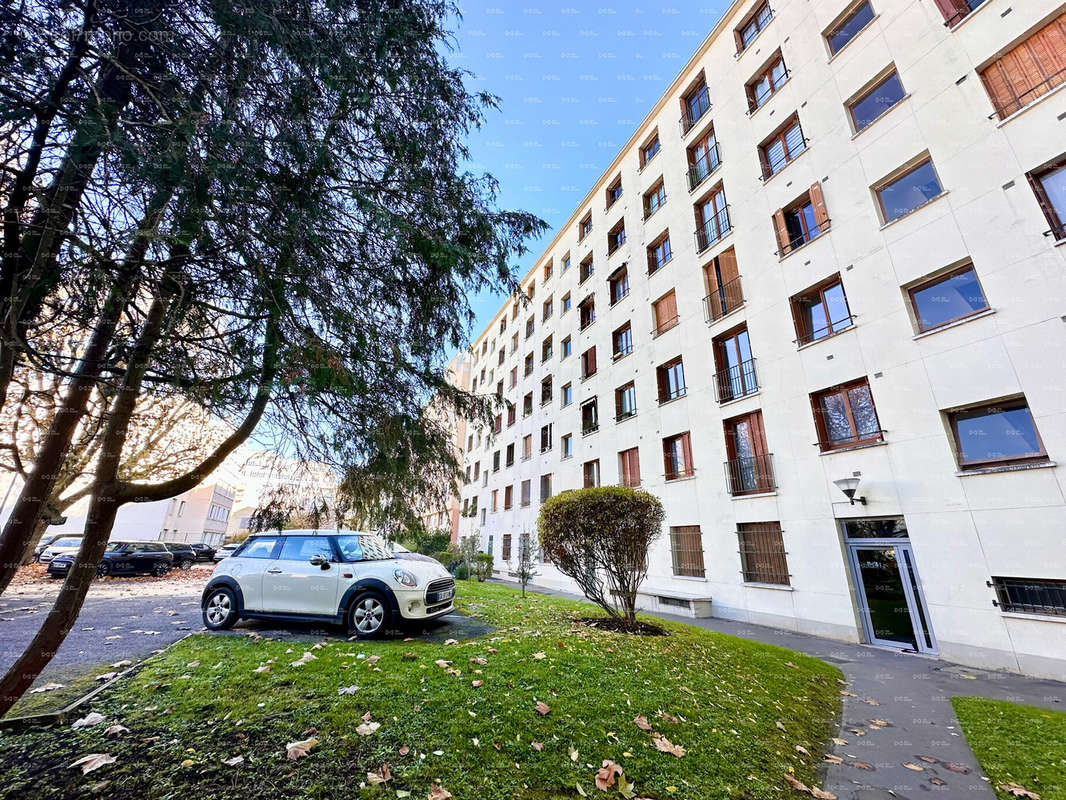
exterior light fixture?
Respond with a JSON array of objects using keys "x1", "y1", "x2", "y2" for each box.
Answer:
[{"x1": 833, "y1": 476, "x2": 867, "y2": 505}]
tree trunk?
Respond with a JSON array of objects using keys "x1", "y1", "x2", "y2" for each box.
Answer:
[{"x1": 18, "y1": 517, "x2": 52, "y2": 566}]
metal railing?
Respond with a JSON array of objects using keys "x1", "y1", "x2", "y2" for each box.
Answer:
[
  {"x1": 612, "y1": 344, "x2": 633, "y2": 361},
  {"x1": 988, "y1": 67, "x2": 1066, "y2": 120},
  {"x1": 943, "y1": 0, "x2": 986, "y2": 27},
  {"x1": 581, "y1": 422, "x2": 599, "y2": 437},
  {"x1": 647, "y1": 249, "x2": 673, "y2": 275},
  {"x1": 679, "y1": 86, "x2": 711, "y2": 135},
  {"x1": 713, "y1": 358, "x2": 758, "y2": 403},
  {"x1": 815, "y1": 429, "x2": 885, "y2": 451},
  {"x1": 652, "y1": 315, "x2": 679, "y2": 337},
  {"x1": 658, "y1": 385, "x2": 687, "y2": 404},
  {"x1": 724, "y1": 453, "x2": 776, "y2": 495},
  {"x1": 779, "y1": 217, "x2": 831, "y2": 256},
  {"x1": 991, "y1": 577, "x2": 1066, "y2": 617},
  {"x1": 704, "y1": 276, "x2": 744, "y2": 322},
  {"x1": 669, "y1": 528, "x2": 705, "y2": 577},
  {"x1": 746, "y1": 67, "x2": 790, "y2": 113},
  {"x1": 738, "y1": 523, "x2": 790, "y2": 585},
  {"x1": 615, "y1": 408, "x2": 637, "y2": 422},
  {"x1": 686, "y1": 143, "x2": 722, "y2": 191},
  {"x1": 694, "y1": 205, "x2": 732, "y2": 253},
  {"x1": 760, "y1": 137, "x2": 807, "y2": 180},
  {"x1": 796, "y1": 312, "x2": 853, "y2": 346}
]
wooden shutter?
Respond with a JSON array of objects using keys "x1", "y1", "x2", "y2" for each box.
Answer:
[
  {"x1": 587, "y1": 346, "x2": 597, "y2": 375},
  {"x1": 980, "y1": 14, "x2": 1066, "y2": 117},
  {"x1": 628, "y1": 448, "x2": 641, "y2": 486},
  {"x1": 656, "y1": 365, "x2": 669, "y2": 402},
  {"x1": 750, "y1": 411, "x2": 769, "y2": 455},
  {"x1": 655, "y1": 291, "x2": 677, "y2": 330},
  {"x1": 772, "y1": 209, "x2": 789, "y2": 252},
  {"x1": 680, "y1": 433, "x2": 693, "y2": 474},
  {"x1": 662, "y1": 438, "x2": 674, "y2": 479},
  {"x1": 933, "y1": 0, "x2": 966, "y2": 22},
  {"x1": 717, "y1": 247, "x2": 739, "y2": 284},
  {"x1": 809, "y1": 182, "x2": 829, "y2": 229},
  {"x1": 788, "y1": 291, "x2": 807, "y2": 343}
]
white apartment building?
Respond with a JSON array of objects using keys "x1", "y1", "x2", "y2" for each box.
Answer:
[{"x1": 455, "y1": 0, "x2": 1066, "y2": 679}]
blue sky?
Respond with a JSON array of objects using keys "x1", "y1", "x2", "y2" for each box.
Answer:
[{"x1": 448, "y1": 2, "x2": 731, "y2": 350}]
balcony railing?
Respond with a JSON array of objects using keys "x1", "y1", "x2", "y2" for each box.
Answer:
[
  {"x1": 987, "y1": 67, "x2": 1066, "y2": 120},
  {"x1": 582, "y1": 423, "x2": 599, "y2": 437},
  {"x1": 713, "y1": 358, "x2": 758, "y2": 403},
  {"x1": 694, "y1": 205, "x2": 732, "y2": 253},
  {"x1": 612, "y1": 344, "x2": 633, "y2": 361},
  {"x1": 704, "y1": 276, "x2": 744, "y2": 322},
  {"x1": 724, "y1": 453, "x2": 776, "y2": 496},
  {"x1": 680, "y1": 86, "x2": 711, "y2": 135},
  {"x1": 779, "y1": 217, "x2": 831, "y2": 257},
  {"x1": 746, "y1": 68, "x2": 790, "y2": 114},
  {"x1": 686, "y1": 143, "x2": 722, "y2": 191},
  {"x1": 796, "y1": 312, "x2": 853, "y2": 346},
  {"x1": 615, "y1": 408, "x2": 637, "y2": 422},
  {"x1": 760, "y1": 137, "x2": 807, "y2": 180},
  {"x1": 658, "y1": 385, "x2": 687, "y2": 405},
  {"x1": 652, "y1": 315, "x2": 679, "y2": 338},
  {"x1": 815, "y1": 429, "x2": 885, "y2": 452},
  {"x1": 943, "y1": 0, "x2": 987, "y2": 27},
  {"x1": 579, "y1": 311, "x2": 596, "y2": 330}
]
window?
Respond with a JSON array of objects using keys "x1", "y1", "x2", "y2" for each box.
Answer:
[
  {"x1": 724, "y1": 411, "x2": 774, "y2": 495},
  {"x1": 773, "y1": 183, "x2": 830, "y2": 255},
  {"x1": 746, "y1": 52, "x2": 788, "y2": 112},
  {"x1": 811, "y1": 378, "x2": 883, "y2": 450},
  {"x1": 735, "y1": 1, "x2": 772, "y2": 53},
  {"x1": 561, "y1": 382, "x2": 573, "y2": 406},
  {"x1": 507, "y1": 403, "x2": 516, "y2": 427},
  {"x1": 561, "y1": 433, "x2": 573, "y2": 459},
  {"x1": 480, "y1": 508, "x2": 487, "y2": 524},
  {"x1": 977, "y1": 15, "x2": 1066, "y2": 117},
  {"x1": 907, "y1": 263, "x2": 989, "y2": 332},
  {"x1": 523, "y1": 392, "x2": 533, "y2": 417},
  {"x1": 491, "y1": 489, "x2": 499, "y2": 512},
  {"x1": 521, "y1": 479, "x2": 531, "y2": 507},
  {"x1": 582, "y1": 459, "x2": 601, "y2": 488},
  {"x1": 663, "y1": 432, "x2": 694, "y2": 480},
  {"x1": 581, "y1": 398, "x2": 599, "y2": 435},
  {"x1": 848, "y1": 70, "x2": 905, "y2": 132},
  {"x1": 643, "y1": 180, "x2": 666, "y2": 219},
  {"x1": 540, "y1": 473, "x2": 553, "y2": 501},
  {"x1": 680, "y1": 76, "x2": 711, "y2": 134},
  {"x1": 825, "y1": 1, "x2": 875, "y2": 55},
  {"x1": 619, "y1": 447, "x2": 641, "y2": 487},
  {"x1": 540, "y1": 375, "x2": 552, "y2": 405},
  {"x1": 524, "y1": 353, "x2": 534, "y2": 376},
  {"x1": 562, "y1": 292, "x2": 572, "y2": 313},
  {"x1": 694, "y1": 184, "x2": 730, "y2": 252},
  {"x1": 608, "y1": 265, "x2": 630, "y2": 304},
  {"x1": 561, "y1": 252, "x2": 571, "y2": 273},
  {"x1": 1027, "y1": 155, "x2": 1066, "y2": 240},
  {"x1": 495, "y1": 379, "x2": 503, "y2": 398},
  {"x1": 875, "y1": 157, "x2": 943, "y2": 223},
  {"x1": 561, "y1": 336, "x2": 572, "y2": 358},
  {"x1": 506, "y1": 442, "x2": 516, "y2": 466},
  {"x1": 473, "y1": 461, "x2": 480, "y2": 481},
  {"x1": 525, "y1": 316, "x2": 535, "y2": 339},
  {"x1": 580, "y1": 346, "x2": 597, "y2": 379},
  {"x1": 615, "y1": 381, "x2": 637, "y2": 421},
  {"x1": 639, "y1": 131, "x2": 661, "y2": 168},
  {"x1": 280, "y1": 536, "x2": 332, "y2": 562},
  {"x1": 543, "y1": 296, "x2": 554, "y2": 320},
  {"x1": 606, "y1": 175, "x2": 623, "y2": 208},
  {"x1": 647, "y1": 232, "x2": 673, "y2": 274},
  {"x1": 493, "y1": 450, "x2": 500, "y2": 472},
  {"x1": 935, "y1": 0, "x2": 990, "y2": 27},
  {"x1": 542, "y1": 335, "x2": 553, "y2": 362},
  {"x1": 511, "y1": 331, "x2": 519, "y2": 353},
  {"x1": 652, "y1": 290, "x2": 679, "y2": 336},
  {"x1": 947, "y1": 397, "x2": 1047, "y2": 469},
  {"x1": 712, "y1": 325, "x2": 758, "y2": 403},
  {"x1": 579, "y1": 254, "x2": 594, "y2": 283},
  {"x1": 703, "y1": 247, "x2": 742, "y2": 322},
  {"x1": 759, "y1": 115, "x2": 806, "y2": 179},
  {"x1": 607, "y1": 219, "x2": 626, "y2": 254},
  {"x1": 578, "y1": 212, "x2": 593, "y2": 241},
  {"x1": 543, "y1": 259, "x2": 553, "y2": 281},
  {"x1": 991, "y1": 577, "x2": 1066, "y2": 617},
  {"x1": 656, "y1": 356, "x2": 686, "y2": 403},
  {"x1": 240, "y1": 537, "x2": 278, "y2": 559},
  {"x1": 526, "y1": 282, "x2": 535, "y2": 300},
  {"x1": 493, "y1": 414, "x2": 502, "y2": 434},
  {"x1": 669, "y1": 526, "x2": 705, "y2": 578},
  {"x1": 738, "y1": 522, "x2": 789, "y2": 585},
  {"x1": 540, "y1": 423, "x2": 553, "y2": 452},
  {"x1": 791, "y1": 275, "x2": 853, "y2": 345},
  {"x1": 504, "y1": 485, "x2": 513, "y2": 509},
  {"x1": 686, "y1": 127, "x2": 721, "y2": 191},
  {"x1": 578, "y1": 295, "x2": 596, "y2": 330},
  {"x1": 612, "y1": 321, "x2": 633, "y2": 360},
  {"x1": 502, "y1": 533, "x2": 511, "y2": 560},
  {"x1": 522, "y1": 435, "x2": 532, "y2": 460}
]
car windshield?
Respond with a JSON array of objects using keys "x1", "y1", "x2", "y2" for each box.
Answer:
[
  {"x1": 53, "y1": 537, "x2": 81, "y2": 548},
  {"x1": 334, "y1": 535, "x2": 394, "y2": 563},
  {"x1": 105, "y1": 542, "x2": 126, "y2": 552}
]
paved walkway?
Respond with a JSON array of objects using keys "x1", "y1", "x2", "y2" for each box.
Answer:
[{"x1": 498, "y1": 580, "x2": 1065, "y2": 800}]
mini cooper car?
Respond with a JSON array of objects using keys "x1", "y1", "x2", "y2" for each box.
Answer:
[
  {"x1": 47, "y1": 540, "x2": 173, "y2": 578},
  {"x1": 200, "y1": 530, "x2": 456, "y2": 638},
  {"x1": 163, "y1": 542, "x2": 197, "y2": 569},
  {"x1": 33, "y1": 533, "x2": 69, "y2": 562},
  {"x1": 38, "y1": 535, "x2": 84, "y2": 564}
]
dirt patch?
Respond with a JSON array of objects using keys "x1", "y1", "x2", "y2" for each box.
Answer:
[
  {"x1": 576, "y1": 616, "x2": 668, "y2": 636},
  {"x1": 5, "y1": 563, "x2": 214, "y2": 600}
]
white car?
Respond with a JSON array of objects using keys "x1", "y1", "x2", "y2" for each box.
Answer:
[
  {"x1": 212, "y1": 543, "x2": 240, "y2": 562},
  {"x1": 38, "y1": 535, "x2": 84, "y2": 564},
  {"x1": 200, "y1": 530, "x2": 456, "y2": 638}
]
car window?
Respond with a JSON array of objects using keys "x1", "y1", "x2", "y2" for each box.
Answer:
[
  {"x1": 239, "y1": 537, "x2": 279, "y2": 559},
  {"x1": 334, "y1": 535, "x2": 393, "y2": 562},
  {"x1": 53, "y1": 537, "x2": 82, "y2": 547},
  {"x1": 279, "y1": 537, "x2": 333, "y2": 562},
  {"x1": 105, "y1": 542, "x2": 124, "y2": 552}
]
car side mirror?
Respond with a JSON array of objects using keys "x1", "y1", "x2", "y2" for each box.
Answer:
[{"x1": 309, "y1": 554, "x2": 330, "y2": 569}]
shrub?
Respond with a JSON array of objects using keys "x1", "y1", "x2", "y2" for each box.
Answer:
[
  {"x1": 538, "y1": 486, "x2": 664, "y2": 626},
  {"x1": 474, "y1": 552, "x2": 494, "y2": 581},
  {"x1": 454, "y1": 563, "x2": 470, "y2": 581}
]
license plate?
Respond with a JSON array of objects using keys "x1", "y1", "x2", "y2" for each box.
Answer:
[{"x1": 439, "y1": 588, "x2": 454, "y2": 601}]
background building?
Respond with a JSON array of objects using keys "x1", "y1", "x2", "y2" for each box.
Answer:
[
  {"x1": 455, "y1": 0, "x2": 1066, "y2": 679},
  {"x1": 418, "y1": 352, "x2": 473, "y2": 542}
]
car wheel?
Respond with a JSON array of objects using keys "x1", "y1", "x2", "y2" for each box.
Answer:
[
  {"x1": 348, "y1": 591, "x2": 391, "y2": 639},
  {"x1": 96, "y1": 562, "x2": 111, "y2": 577},
  {"x1": 202, "y1": 586, "x2": 238, "y2": 630},
  {"x1": 179, "y1": 558, "x2": 193, "y2": 570},
  {"x1": 151, "y1": 561, "x2": 170, "y2": 577}
]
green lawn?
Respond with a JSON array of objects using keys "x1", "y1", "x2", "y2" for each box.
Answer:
[
  {"x1": 952, "y1": 697, "x2": 1066, "y2": 800},
  {"x1": 0, "y1": 581, "x2": 842, "y2": 799}
]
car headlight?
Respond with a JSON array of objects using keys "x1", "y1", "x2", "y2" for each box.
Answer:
[{"x1": 393, "y1": 568, "x2": 417, "y2": 587}]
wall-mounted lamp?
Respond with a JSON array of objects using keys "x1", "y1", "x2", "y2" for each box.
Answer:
[{"x1": 833, "y1": 476, "x2": 867, "y2": 506}]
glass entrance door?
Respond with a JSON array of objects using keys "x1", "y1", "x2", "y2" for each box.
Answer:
[{"x1": 843, "y1": 519, "x2": 936, "y2": 654}]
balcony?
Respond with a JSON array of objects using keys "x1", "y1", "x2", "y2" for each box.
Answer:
[
  {"x1": 704, "y1": 276, "x2": 743, "y2": 322},
  {"x1": 651, "y1": 316, "x2": 679, "y2": 338},
  {"x1": 582, "y1": 423, "x2": 599, "y2": 437},
  {"x1": 713, "y1": 358, "x2": 758, "y2": 403},
  {"x1": 779, "y1": 217, "x2": 831, "y2": 257},
  {"x1": 724, "y1": 453, "x2": 776, "y2": 496},
  {"x1": 694, "y1": 205, "x2": 732, "y2": 253},
  {"x1": 686, "y1": 143, "x2": 722, "y2": 191}
]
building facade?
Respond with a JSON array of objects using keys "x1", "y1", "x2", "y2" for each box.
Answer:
[
  {"x1": 455, "y1": 0, "x2": 1066, "y2": 679},
  {"x1": 159, "y1": 482, "x2": 237, "y2": 547},
  {"x1": 420, "y1": 353, "x2": 472, "y2": 542}
]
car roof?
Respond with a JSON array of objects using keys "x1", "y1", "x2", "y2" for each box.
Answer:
[{"x1": 249, "y1": 529, "x2": 378, "y2": 537}]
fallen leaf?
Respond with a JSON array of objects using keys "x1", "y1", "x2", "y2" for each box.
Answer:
[
  {"x1": 532, "y1": 651, "x2": 546, "y2": 660},
  {"x1": 469, "y1": 657, "x2": 487, "y2": 665},
  {"x1": 849, "y1": 760, "x2": 873, "y2": 771},
  {"x1": 72, "y1": 712, "x2": 106, "y2": 729},
  {"x1": 443, "y1": 639, "x2": 458, "y2": 646},
  {"x1": 917, "y1": 755, "x2": 938, "y2": 763},
  {"x1": 531, "y1": 741, "x2": 544, "y2": 751},
  {"x1": 595, "y1": 759, "x2": 623, "y2": 791},
  {"x1": 69, "y1": 754, "x2": 116, "y2": 775},
  {"x1": 471, "y1": 680, "x2": 483, "y2": 688},
  {"x1": 285, "y1": 737, "x2": 318, "y2": 760},
  {"x1": 289, "y1": 652, "x2": 317, "y2": 667},
  {"x1": 362, "y1": 711, "x2": 373, "y2": 722},
  {"x1": 902, "y1": 762, "x2": 924, "y2": 771},
  {"x1": 366, "y1": 655, "x2": 380, "y2": 665},
  {"x1": 95, "y1": 672, "x2": 118, "y2": 682},
  {"x1": 398, "y1": 745, "x2": 410, "y2": 756},
  {"x1": 338, "y1": 685, "x2": 359, "y2": 695},
  {"x1": 831, "y1": 737, "x2": 848, "y2": 746},
  {"x1": 366, "y1": 763, "x2": 391, "y2": 785},
  {"x1": 775, "y1": 721, "x2": 787, "y2": 731},
  {"x1": 651, "y1": 734, "x2": 685, "y2": 757},
  {"x1": 427, "y1": 784, "x2": 452, "y2": 800},
  {"x1": 795, "y1": 745, "x2": 810, "y2": 756},
  {"x1": 617, "y1": 773, "x2": 637, "y2": 799},
  {"x1": 997, "y1": 784, "x2": 1041, "y2": 799},
  {"x1": 434, "y1": 659, "x2": 452, "y2": 668},
  {"x1": 944, "y1": 763, "x2": 970, "y2": 774},
  {"x1": 111, "y1": 660, "x2": 132, "y2": 668},
  {"x1": 253, "y1": 665, "x2": 270, "y2": 674},
  {"x1": 569, "y1": 746, "x2": 579, "y2": 762},
  {"x1": 783, "y1": 774, "x2": 810, "y2": 793},
  {"x1": 223, "y1": 756, "x2": 244, "y2": 766},
  {"x1": 863, "y1": 699, "x2": 880, "y2": 706},
  {"x1": 356, "y1": 721, "x2": 381, "y2": 736},
  {"x1": 811, "y1": 788, "x2": 837, "y2": 799},
  {"x1": 633, "y1": 714, "x2": 652, "y2": 731},
  {"x1": 823, "y1": 754, "x2": 843, "y2": 764},
  {"x1": 29, "y1": 682, "x2": 64, "y2": 694},
  {"x1": 102, "y1": 724, "x2": 128, "y2": 737},
  {"x1": 535, "y1": 701, "x2": 551, "y2": 716}
]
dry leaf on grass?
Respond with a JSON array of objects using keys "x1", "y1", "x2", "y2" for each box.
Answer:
[
  {"x1": 69, "y1": 754, "x2": 116, "y2": 774},
  {"x1": 223, "y1": 756, "x2": 244, "y2": 766},
  {"x1": 902, "y1": 762, "x2": 924, "y2": 771},
  {"x1": 289, "y1": 652, "x2": 316, "y2": 667},
  {"x1": 470, "y1": 656, "x2": 487, "y2": 665},
  {"x1": 427, "y1": 784, "x2": 452, "y2": 800},
  {"x1": 103, "y1": 724, "x2": 129, "y2": 737},
  {"x1": 366, "y1": 763, "x2": 391, "y2": 785},
  {"x1": 823, "y1": 754, "x2": 843, "y2": 764},
  {"x1": 72, "y1": 712, "x2": 106, "y2": 729},
  {"x1": 997, "y1": 784, "x2": 1041, "y2": 799},
  {"x1": 531, "y1": 741, "x2": 544, "y2": 751},
  {"x1": 783, "y1": 774, "x2": 836, "y2": 799},
  {"x1": 795, "y1": 745, "x2": 810, "y2": 756},
  {"x1": 366, "y1": 655, "x2": 380, "y2": 665},
  {"x1": 252, "y1": 665, "x2": 270, "y2": 674},
  {"x1": 398, "y1": 745, "x2": 410, "y2": 756},
  {"x1": 471, "y1": 680, "x2": 483, "y2": 688},
  {"x1": 356, "y1": 721, "x2": 381, "y2": 736},
  {"x1": 285, "y1": 737, "x2": 318, "y2": 759},
  {"x1": 443, "y1": 639, "x2": 458, "y2": 646},
  {"x1": 535, "y1": 701, "x2": 551, "y2": 716},
  {"x1": 338, "y1": 684, "x2": 359, "y2": 695},
  {"x1": 29, "y1": 682, "x2": 63, "y2": 694},
  {"x1": 595, "y1": 760, "x2": 623, "y2": 791},
  {"x1": 532, "y1": 651, "x2": 546, "y2": 660},
  {"x1": 633, "y1": 714, "x2": 652, "y2": 731},
  {"x1": 651, "y1": 734, "x2": 685, "y2": 757},
  {"x1": 776, "y1": 721, "x2": 787, "y2": 731}
]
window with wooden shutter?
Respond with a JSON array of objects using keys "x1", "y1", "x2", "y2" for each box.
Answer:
[
  {"x1": 615, "y1": 381, "x2": 637, "y2": 420},
  {"x1": 663, "y1": 432, "x2": 694, "y2": 480},
  {"x1": 619, "y1": 447, "x2": 641, "y2": 487},
  {"x1": 738, "y1": 522, "x2": 790, "y2": 585},
  {"x1": 979, "y1": 13, "x2": 1066, "y2": 119},
  {"x1": 703, "y1": 247, "x2": 743, "y2": 322},
  {"x1": 669, "y1": 526, "x2": 705, "y2": 578},
  {"x1": 582, "y1": 459, "x2": 601, "y2": 488},
  {"x1": 581, "y1": 346, "x2": 597, "y2": 378},
  {"x1": 652, "y1": 290, "x2": 679, "y2": 335},
  {"x1": 656, "y1": 357, "x2": 686, "y2": 403}
]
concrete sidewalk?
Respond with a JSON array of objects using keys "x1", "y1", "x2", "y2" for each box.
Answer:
[{"x1": 498, "y1": 580, "x2": 1065, "y2": 800}]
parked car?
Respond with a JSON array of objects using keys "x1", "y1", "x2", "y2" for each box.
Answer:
[
  {"x1": 163, "y1": 542, "x2": 197, "y2": 569},
  {"x1": 391, "y1": 542, "x2": 445, "y2": 565},
  {"x1": 47, "y1": 540, "x2": 173, "y2": 578},
  {"x1": 37, "y1": 535, "x2": 84, "y2": 564},
  {"x1": 33, "y1": 533, "x2": 69, "y2": 562},
  {"x1": 213, "y1": 543, "x2": 240, "y2": 562},
  {"x1": 189, "y1": 542, "x2": 216, "y2": 562},
  {"x1": 201, "y1": 530, "x2": 455, "y2": 638}
]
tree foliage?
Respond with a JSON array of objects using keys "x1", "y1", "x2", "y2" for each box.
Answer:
[{"x1": 537, "y1": 487, "x2": 665, "y2": 625}]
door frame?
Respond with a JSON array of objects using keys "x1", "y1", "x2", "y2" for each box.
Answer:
[{"x1": 841, "y1": 523, "x2": 937, "y2": 655}]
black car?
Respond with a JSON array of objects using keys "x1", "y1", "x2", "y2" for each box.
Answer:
[
  {"x1": 163, "y1": 542, "x2": 198, "y2": 569},
  {"x1": 189, "y1": 542, "x2": 216, "y2": 562},
  {"x1": 47, "y1": 540, "x2": 173, "y2": 578}
]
